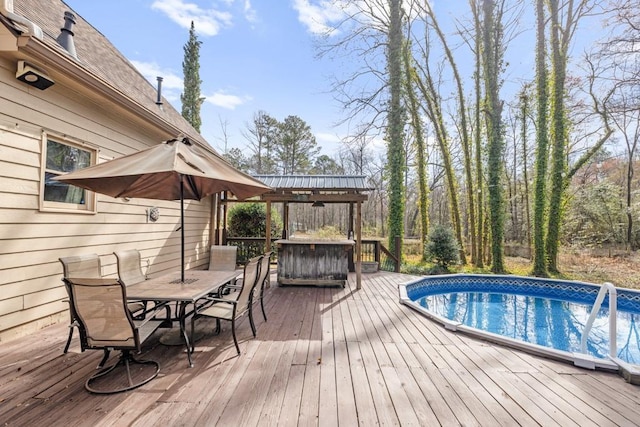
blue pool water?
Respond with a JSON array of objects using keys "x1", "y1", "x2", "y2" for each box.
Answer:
[{"x1": 405, "y1": 275, "x2": 640, "y2": 365}]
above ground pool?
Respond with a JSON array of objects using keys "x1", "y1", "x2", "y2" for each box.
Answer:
[{"x1": 399, "y1": 274, "x2": 640, "y2": 378}]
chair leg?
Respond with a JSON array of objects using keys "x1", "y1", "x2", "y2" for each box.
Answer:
[
  {"x1": 63, "y1": 323, "x2": 75, "y2": 353},
  {"x1": 85, "y1": 350, "x2": 160, "y2": 394},
  {"x1": 190, "y1": 315, "x2": 196, "y2": 350},
  {"x1": 260, "y1": 297, "x2": 267, "y2": 322},
  {"x1": 231, "y1": 319, "x2": 240, "y2": 355},
  {"x1": 248, "y1": 309, "x2": 256, "y2": 337},
  {"x1": 98, "y1": 349, "x2": 111, "y2": 368}
]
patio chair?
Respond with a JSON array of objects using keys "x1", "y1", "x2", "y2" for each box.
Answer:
[
  {"x1": 59, "y1": 254, "x2": 102, "y2": 353},
  {"x1": 208, "y1": 245, "x2": 239, "y2": 295},
  {"x1": 208, "y1": 245, "x2": 238, "y2": 271},
  {"x1": 192, "y1": 255, "x2": 262, "y2": 355},
  {"x1": 63, "y1": 277, "x2": 164, "y2": 394},
  {"x1": 114, "y1": 249, "x2": 149, "y2": 318},
  {"x1": 251, "y1": 251, "x2": 272, "y2": 323}
]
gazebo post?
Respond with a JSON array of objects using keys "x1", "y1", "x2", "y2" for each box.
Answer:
[
  {"x1": 356, "y1": 200, "x2": 362, "y2": 289},
  {"x1": 266, "y1": 200, "x2": 272, "y2": 253},
  {"x1": 210, "y1": 192, "x2": 218, "y2": 246},
  {"x1": 214, "y1": 192, "x2": 222, "y2": 245},
  {"x1": 222, "y1": 191, "x2": 228, "y2": 245},
  {"x1": 348, "y1": 202, "x2": 354, "y2": 238},
  {"x1": 283, "y1": 202, "x2": 289, "y2": 239}
]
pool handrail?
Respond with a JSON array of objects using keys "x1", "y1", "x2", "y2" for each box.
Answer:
[{"x1": 581, "y1": 281, "x2": 617, "y2": 358}]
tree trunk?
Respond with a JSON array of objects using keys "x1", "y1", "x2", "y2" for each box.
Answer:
[
  {"x1": 386, "y1": 0, "x2": 405, "y2": 258},
  {"x1": 481, "y1": 0, "x2": 506, "y2": 273},
  {"x1": 423, "y1": 2, "x2": 473, "y2": 265},
  {"x1": 472, "y1": 0, "x2": 484, "y2": 268},
  {"x1": 520, "y1": 90, "x2": 533, "y2": 253},
  {"x1": 531, "y1": 0, "x2": 549, "y2": 277},
  {"x1": 545, "y1": 0, "x2": 568, "y2": 273},
  {"x1": 403, "y1": 44, "x2": 430, "y2": 260}
]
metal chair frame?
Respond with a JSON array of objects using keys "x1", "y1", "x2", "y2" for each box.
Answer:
[
  {"x1": 192, "y1": 255, "x2": 262, "y2": 355},
  {"x1": 64, "y1": 277, "x2": 164, "y2": 394},
  {"x1": 58, "y1": 254, "x2": 102, "y2": 353}
]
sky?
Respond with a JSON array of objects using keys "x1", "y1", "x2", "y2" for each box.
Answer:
[
  {"x1": 60, "y1": 1, "x2": 607, "y2": 162},
  {"x1": 63, "y1": 0, "x2": 358, "y2": 157}
]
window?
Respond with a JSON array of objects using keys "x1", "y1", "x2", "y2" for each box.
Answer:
[{"x1": 42, "y1": 136, "x2": 97, "y2": 212}]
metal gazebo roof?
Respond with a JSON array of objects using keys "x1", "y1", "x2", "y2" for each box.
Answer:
[
  {"x1": 253, "y1": 175, "x2": 373, "y2": 192},
  {"x1": 252, "y1": 175, "x2": 373, "y2": 204}
]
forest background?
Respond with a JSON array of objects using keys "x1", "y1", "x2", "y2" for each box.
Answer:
[{"x1": 185, "y1": 1, "x2": 640, "y2": 287}]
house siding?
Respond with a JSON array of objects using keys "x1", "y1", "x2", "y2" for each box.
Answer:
[{"x1": 0, "y1": 56, "x2": 211, "y2": 342}]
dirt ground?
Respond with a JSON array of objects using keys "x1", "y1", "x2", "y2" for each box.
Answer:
[{"x1": 505, "y1": 250, "x2": 640, "y2": 290}]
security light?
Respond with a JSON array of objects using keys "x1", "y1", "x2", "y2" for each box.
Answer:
[{"x1": 16, "y1": 61, "x2": 54, "y2": 90}]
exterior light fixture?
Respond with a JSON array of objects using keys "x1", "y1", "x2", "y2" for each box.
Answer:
[{"x1": 16, "y1": 61, "x2": 54, "y2": 90}]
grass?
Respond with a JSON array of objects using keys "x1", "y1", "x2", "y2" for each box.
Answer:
[
  {"x1": 302, "y1": 229, "x2": 640, "y2": 290},
  {"x1": 401, "y1": 250, "x2": 640, "y2": 290}
]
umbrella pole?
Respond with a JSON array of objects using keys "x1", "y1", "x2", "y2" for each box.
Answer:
[{"x1": 181, "y1": 177, "x2": 185, "y2": 283}]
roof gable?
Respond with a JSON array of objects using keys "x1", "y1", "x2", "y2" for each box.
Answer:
[{"x1": 7, "y1": 0, "x2": 207, "y2": 147}]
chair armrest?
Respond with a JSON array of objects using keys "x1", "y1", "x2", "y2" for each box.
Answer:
[
  {"x1": 204, "y1": 296, "x2": 237, "y2": 305},
  {"x1": 195, "y1": 296, "x2": 236, "y2": 314},
  {"x1": 218, "y1": 284, "x2": 242, "y2": 294}
]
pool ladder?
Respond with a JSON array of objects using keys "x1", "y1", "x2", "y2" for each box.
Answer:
[{"x1": 580, "y1": 282, "x2": 617, "y2": 358}]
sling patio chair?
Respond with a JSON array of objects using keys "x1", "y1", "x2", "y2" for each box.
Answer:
[
  {"x1": 114, "y1": 249, "x2": 151, "y2": 318},
  {"x1": 59, "y1": 254, "x2": 102, "y2": 353},
  {"x1": 251, "y1": 251, "x2": 272, "y2": 324},
  {"x1": 208, "y1": 245, "x2": 238, "y2": 272},
  {"x1": 64, "y1": 277, "x2": 165, "y2": 394},
  {"x1": 208, "y1": 245, "x2": 239, "y2": 295},
  {"x1": 191, "y1": 255, "x2": 262, "y2": 355}
]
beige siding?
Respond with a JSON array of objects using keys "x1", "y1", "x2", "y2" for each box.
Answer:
[{"x1": 0, "y1": 58, "x2": 212, "y2": 342}]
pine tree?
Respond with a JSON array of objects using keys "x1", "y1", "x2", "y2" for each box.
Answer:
[{"x1": 181, "y1": 21, "x2": 204, "y2": 132}]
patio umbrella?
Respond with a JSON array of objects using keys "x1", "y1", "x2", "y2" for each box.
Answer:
[{"x1": 54, "y1": 137, "x2": 272, "y2": 282}]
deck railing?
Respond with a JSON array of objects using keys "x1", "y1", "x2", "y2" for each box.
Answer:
[
  {"x1": 225, "y1": 237, "x2": 277, "y2": 264},
  {"x1": 223, "y1": 237, "x2": 401, "y2": 272}
]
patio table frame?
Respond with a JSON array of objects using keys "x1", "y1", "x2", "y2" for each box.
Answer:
[{"x1": 126, "y1": 269, "x2": 239, "y2": 367}]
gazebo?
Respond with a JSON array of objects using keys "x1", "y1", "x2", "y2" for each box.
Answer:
[{"x1": 217, "y1": 175, "x2": 373, "y2": 289}]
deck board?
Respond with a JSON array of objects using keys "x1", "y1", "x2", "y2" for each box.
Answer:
[{"x1": 1, "y1": 271, "x2": 639, "y2": 426}]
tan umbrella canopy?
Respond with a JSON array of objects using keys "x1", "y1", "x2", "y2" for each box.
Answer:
[
  {"x1": 54, "y1": 137, "x2": 271, "y2": 281},
  {"x1": 54, "y1": 137, "x2": 270, "y2": 200}
]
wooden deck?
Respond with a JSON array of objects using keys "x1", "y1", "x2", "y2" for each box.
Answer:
[{"x1": 1, "y1": 271, "x2": 639, "y2": 426}]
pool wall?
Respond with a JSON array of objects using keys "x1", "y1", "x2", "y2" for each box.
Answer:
[{"x1": 399, "y1": 273, "x2": 640, "y2": 382}]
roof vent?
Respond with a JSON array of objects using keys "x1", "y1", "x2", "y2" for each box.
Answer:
[
  {"x1": 156, "y1": 76, "x2": 164, "y2": 105},
  {"x1": 56, "y1": 11, "x2": 77, "y2": 59}
]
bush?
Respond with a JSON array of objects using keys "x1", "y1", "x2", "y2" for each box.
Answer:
[
  {"x1": 227, "y1": 203, "x2": 282, "y2": 238},
  {"x1": 425, "y1": 224, "x2": 460, "y2": 270}
]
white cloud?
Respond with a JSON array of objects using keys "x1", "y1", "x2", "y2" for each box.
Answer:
[
  {"x1": 316, "y1": 132, "x2": 342, "y2": 144},
  {"x1": 130, "y1": 60, "x2": 250, "y2": 110},
  {"x1": 243, "y1": 0, "x2": 258, "y2": 23},
  {"x1": 292, "y1": 0, "x2": 348, "y2": 35},
  {"x1": 130, "y1": 60, "x2": 182, "y2": 90},
  {"x1": 130, "y1": 60, "x2": 182, "y2": 105},
  {"x1": 205, "y1": 91, "x2": 251, "y2": 109},
  {"x1": 292, "y1": 1, "x2": 422, "y2": 36},
  {"x1": 151, "y1": 0, "x2": 233, "y2": 36}
]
